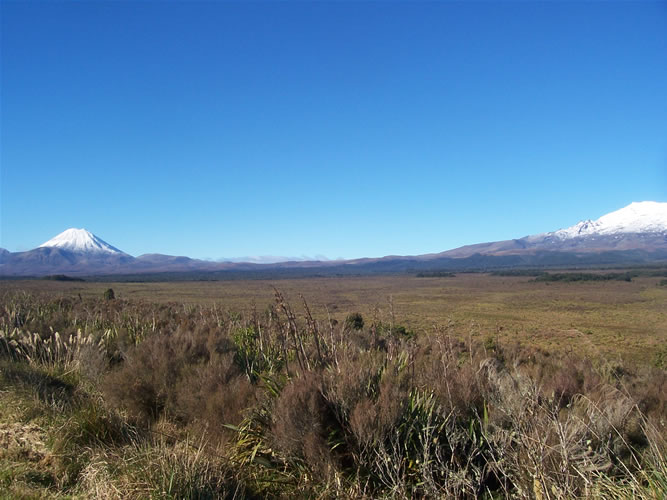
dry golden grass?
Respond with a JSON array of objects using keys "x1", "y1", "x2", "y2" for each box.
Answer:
[
  {"x1": 2, "y1": 273, "x2": 665, "y2": 363},
  {"x1": 1, "y1": 278, "x2": 665, "y2": 498}
]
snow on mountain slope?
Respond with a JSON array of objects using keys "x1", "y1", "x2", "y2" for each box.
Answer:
[
  {"x1": 39, "y1": 228, "x2": 126, "y2": 255},
  {"x1": 542, "y1": 201, "x2": 667, "y2": 240}
]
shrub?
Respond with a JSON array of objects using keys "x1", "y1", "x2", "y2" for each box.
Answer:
[
  {"x1": 102, "y1": 322, "x2": 254, "y2": 441},
  {"x1": 271, "y1": 373, "x2": 336, "y2": 475},
  {"x1": 3, "y1": 289, "x2": 666, "y2": 499},
  {"x1": 345, "y1": 312, "x2": 364, "y2": 330}
]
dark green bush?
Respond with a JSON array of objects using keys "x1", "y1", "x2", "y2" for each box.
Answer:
[{"x1": 345, "y1": 312, "x2": 364, "y2": 330}]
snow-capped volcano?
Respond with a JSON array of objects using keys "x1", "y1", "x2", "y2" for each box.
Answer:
[
  {"x1": 2, "y1": 202, "x2": 667, "y2": 277},
  {"x1": 545, "y1": 201, "x2": 667, "y2": 240},
  {"x1": 439, "y1": 201, "x2": 667, "y2": 258},
  {"x1": 39, "y1": 228, "x2": 126, "y2": 255}
]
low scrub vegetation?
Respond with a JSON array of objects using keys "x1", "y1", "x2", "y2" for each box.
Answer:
[
  {"x1": 534, "y1": 272, "x2": 635, "y2": 283},
  {"x1": 0, "y1": 289, "x2": 665, "y2": 498},
  {"x1": 415, "y1": 271, "x2": 456, "y2": 278},
  {"x1": 493, "y1": 267, "x2": 667, "y2": 281}
]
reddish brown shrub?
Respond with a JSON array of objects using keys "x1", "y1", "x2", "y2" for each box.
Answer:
[
  {"x1": 348, "y1": 370, "x2": 408, "y2": 448},
  {"x1": 102, "y1": 322, "x2": 247, "y2": 430},
  {"x1": 174, "y1": 353, "x2": 255, "y2": 440},
  {"x1": 322, "y1": 350, "x2": 384, "y2": 420},
  {"x1": 271, "y1": 373, "x2": 336, "y2": 475}
]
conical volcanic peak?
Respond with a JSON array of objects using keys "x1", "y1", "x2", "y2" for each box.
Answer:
[{"x1": 39, "y1": 228, "x2": 126, "y2": 255}]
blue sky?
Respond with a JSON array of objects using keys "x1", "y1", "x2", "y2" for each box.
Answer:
[{"x1": 2, "y1": 1, "x2": 666, "y2": 260}]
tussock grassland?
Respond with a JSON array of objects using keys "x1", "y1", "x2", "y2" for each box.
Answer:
[
  {"x1": 0, "y1": 276, "x2": 665, "y2": 498},
  {"x1": 3, "y1": 273, "x2": 665, "y2": 363}
]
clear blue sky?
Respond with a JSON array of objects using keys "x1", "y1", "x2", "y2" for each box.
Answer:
[{"x1": 2, "y1": 1, "x2": 666, "y2": 260}]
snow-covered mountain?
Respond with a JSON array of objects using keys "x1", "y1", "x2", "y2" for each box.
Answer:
[
  {"x1": 0, "y1": 228, "x2": 135, "y2": 276},
  {"x1": 537, "y1": 201, "x2": 667, "y2": 240},
  {"x1": 39, "y1": 228, "x2": 126, "y2": 255},
  {"x1": 1, "y1": 202, "x2": 666, "y2": 277},
  {"x1": 435, "y1": 201, "x2": 667, "y2": 258}
]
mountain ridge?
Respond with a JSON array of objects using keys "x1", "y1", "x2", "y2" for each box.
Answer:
[{"x1": 2, "y1": 201, "x2": 666, "y2": 277}]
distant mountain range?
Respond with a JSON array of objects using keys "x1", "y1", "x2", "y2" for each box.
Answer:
[{"x1": 2, "y1": 201, "x2": 666, "y2": 278}]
